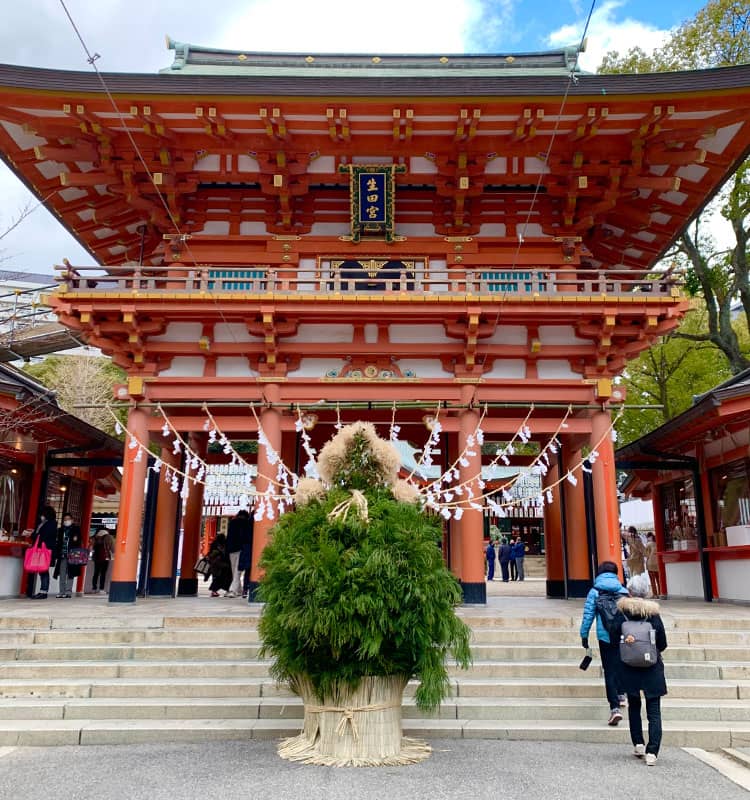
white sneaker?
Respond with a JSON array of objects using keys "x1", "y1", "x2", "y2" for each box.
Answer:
[
  {"x1": 224, "y1": 591, "x2": 236, "y2": 598},
  {"x1": 645, "y1": 753, "x2": 657, "y2": 766},
  {"x1": 633, "y1": 744, "x2": 645, "y2": 758}
]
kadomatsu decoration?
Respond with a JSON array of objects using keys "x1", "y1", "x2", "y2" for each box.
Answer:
[{"x1": 258, "y1": 421, "x2": 471, "y2": 767}]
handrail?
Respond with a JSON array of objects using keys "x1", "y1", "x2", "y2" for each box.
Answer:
[{"x1": 53, "y1": 263, "x2": 682, "y2": 297}]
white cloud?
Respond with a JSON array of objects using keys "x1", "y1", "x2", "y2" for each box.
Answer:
[
  {"x1": 0, "y1": 163, "x2": 93, "y2": 275},
  {"x1": 217, "y1": 0, "x2": 477, "y2": 54},
  {"x1": 547, "y1": 0, "x2": 671, "y2": 72}
]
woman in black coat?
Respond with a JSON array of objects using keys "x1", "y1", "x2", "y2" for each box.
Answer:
[
  {"x1": 53, "y1": 512, "x2": 82, "y2": 598},
  {"x1": 613, "y1": 575, "x2": 668, "y2": 766},
  {"x1": 30, "y1": 505, "x2": 57, "y2": 599},
  {"x1": 207, "y1": 533, "x2": 232, "y2": 597}
]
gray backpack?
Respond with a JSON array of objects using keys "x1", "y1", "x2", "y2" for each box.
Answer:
[{"x1": 619, "y1": 615, "x2": 658, "y2": 668}]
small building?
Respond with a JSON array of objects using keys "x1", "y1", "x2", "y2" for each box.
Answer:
[
  {"x1": 617, "y1": 369, "x2": 750, "y2": 603},
  {"x1": 0, "y1": 363, "x2": 121, "y2": 597}
]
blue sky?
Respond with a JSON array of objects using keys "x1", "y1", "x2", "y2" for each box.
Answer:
[{"x1": 0, "y1": 0, "x2": 711, "y2": 273}]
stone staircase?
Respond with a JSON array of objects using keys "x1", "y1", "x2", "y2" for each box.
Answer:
[{"x1": 1, "y1": 605, "x2": 750, "y2": 747}]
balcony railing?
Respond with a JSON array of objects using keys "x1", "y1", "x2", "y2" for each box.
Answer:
[{"x1": 54, "y1": 264, "x2": 681, "y2": 297}]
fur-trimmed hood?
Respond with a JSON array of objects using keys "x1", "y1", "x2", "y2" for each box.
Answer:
[{"x1": 617, "y1": 596, "x2": 660, "y2": 618}]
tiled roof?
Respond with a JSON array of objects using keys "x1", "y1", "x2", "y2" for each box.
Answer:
[{"x1": 3, "y1": 60, "x2": 750, "y2": 96}]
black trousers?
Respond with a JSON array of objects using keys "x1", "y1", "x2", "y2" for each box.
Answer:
[
  {"x1": 500, "y1": 561, "x2": 510, "y2": 581},
  {"x1": 598, "y1": 640, "x2": 623, "y2": 710},
  {"x1": 27, "y1": 570, "x2": 50, "y2": 596},
  {"x1": 628, "y1": 693, "x2": 662, "y2": 756},
  {"x1": 510, "y1": 560, "x2": 517, "y2": 580},
  {"x1": 92, "y1": 561, "x2": 109, "y2": 590}
]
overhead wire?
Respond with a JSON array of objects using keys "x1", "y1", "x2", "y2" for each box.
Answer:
[
  {"x1": 57, "y1": 0, "x2": 245, "y2": 352},
  {"x1": 476, "y1": 0, "x2": 599, "y2": 371}
]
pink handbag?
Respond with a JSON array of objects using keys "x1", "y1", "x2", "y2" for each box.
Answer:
[{"x1": 24, "y1": 537, "x2": 52, "y2": 573}]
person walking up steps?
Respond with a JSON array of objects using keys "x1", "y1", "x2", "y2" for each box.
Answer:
[
  {"x1": 485, "y1": 540, "x2": 496, "y2": 581},
  {"x1": 512, "y1": 537, "x2": 526, "y2": 581},
  {"x1": 90, "y1": 527, "x2": 114, "y2": 593},
  {"x1": 613, "y1": 572, "x2": 668, "y2": 766},
  {"x1": 226, "y1": 509, "x2": 252, "y2": 597},
  {"x1": 29, "y1": 505, "x2": 57, "y2": 599},
  {"x1": 54, "y1": 513, "x2": 82, "y2": 598},
  {"x1": 580, "y1": 560, "x2": 629, "y2": 725},
  {"x1": 498, "y1": 538, "x2": 512, "y2": 582}
]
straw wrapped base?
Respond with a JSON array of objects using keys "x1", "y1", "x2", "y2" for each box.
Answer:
[{"x1": 277, "y1": 674, "x2": 431, "y2": 767}]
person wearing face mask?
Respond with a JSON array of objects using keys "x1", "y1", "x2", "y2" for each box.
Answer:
[
  {"x1": 28, "y1": 505, "x2": 58, "y2": 599},
  {"x1": 54, "y1": 513, "x2": 82, "y2": 598}
]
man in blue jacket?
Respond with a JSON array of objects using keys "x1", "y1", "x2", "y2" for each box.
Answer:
[
  {"x1": 485, "y1": 540, "x2": 496, "y2": 581},
  {"x1": 498, "y1": 538, "x2": 512, "y2": 582},
  {"x1": 512, "y1": 537, "x2": 526, "y2": 581},
  {"x1": 580, "y1": 561, "x2": 629, "y2": 725}
]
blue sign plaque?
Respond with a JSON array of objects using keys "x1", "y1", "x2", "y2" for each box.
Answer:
[{"x1": 358, "y1": 172, "x2": 387, "y2": 225}]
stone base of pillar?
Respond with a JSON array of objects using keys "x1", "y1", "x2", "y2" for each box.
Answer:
[
  {"x1": 460, "y1": 581, "x2": 486, "y2": 604},
  {"x1": 108, "y1": 581, "x2": 137, "y2": 603},
  {"x1": 148, "y1": 576, "x2": 175, "y2": 596},
  {"x1": 546, "y1": 579, "x2": 590, "y2": 599},
  {"x1": 177, "y1": 577, "x2": 198, "y2": 596},
  {"x1": 246, "y1": 580, "x2": 261, "y2": 603}
]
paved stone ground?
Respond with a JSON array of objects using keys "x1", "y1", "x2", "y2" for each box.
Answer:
[{"x1": 0, "y1": 739, "x2": 747, "y2": 800}]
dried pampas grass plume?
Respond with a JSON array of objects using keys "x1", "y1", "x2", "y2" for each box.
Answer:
[
  {"x1": 317, "y1": 422, "x2": 401, "y2": 487},
  {"x1": 294, "y1": 477, "x2": 326, "y2": 507},
  {"x1": 392, "y1": 479, "x2": 420, "y2": 505}
]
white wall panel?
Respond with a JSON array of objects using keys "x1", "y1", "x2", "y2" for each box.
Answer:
[
  {"x1": 149, "y1": 322, "x2": 203, "y2": 342},
  {"x1": 160, "y1": 357, "x2": 205, "y2": 377},
  {"x1": 287, "y1": 359, "x2": 343, "y2": 378},
  {"x1": 284, "y1": 324, "x2": 353, "y2": 343},
  {"x1": 539, "y1": 325, "x2": 589, "y2": 345},
  {"x1": 716, "y1": 560, "x2": 750, "y2": 603},
  {"x1": 216, "y1": 358, "x2": 255, "y2": 377},
  {"x1": 389, "y1": 325, "x2": 448, "y2": 344},
  {"x1": 665, "y1": 561, "x2": 703, "y2": 599},
  {"x1": 213, "y1": 324, "x2": 262, "y2": 343},
  {"x1": 484, "y1": 360, "x2": 526, "y2": 379},
  {"x1": 537, "y1": 360, "x2": 577, "y2": 379},
  {"x1": 483, "y1": 326, "x2": 527, "y2": 346},
  {"x1": 395, "y1": 359, "x2": 452, "y2": 378}
]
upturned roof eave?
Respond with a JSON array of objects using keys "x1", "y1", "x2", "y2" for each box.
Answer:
[{"x1": 3, "y1": 60, "x2": 750, "y2": 96}]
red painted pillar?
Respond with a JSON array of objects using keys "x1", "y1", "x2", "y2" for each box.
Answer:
[
  {"x1": 563, "y1": 444, "x2": 593, "y2": 594},
  {"x1": 109, "y1": 407, "x2": 149, "y2": 603},
  {"x1": 21, "y1": 443, "x2": 47, "y2": 596},
  {"x1": 149, "y1": 447, "x2": 181, "y2": 596},
  {"x1": 75, "y1": 478, "x2": 96, "y2": 594},
  {"x1": 697, "y1": 445, "x2": 717, "y2": 599},
  {"x1": 249, "y1": 385, "x2": 282, "y2": 601},
  {"x1": 543, "y1": 457, "x2": 563, "y2": 596},
  {"x1": 590, "y1": 410, "x2": 621, "y2": 570},
  {"x1": 177, "y1": 432, "x2": 208, "y2": 596},
  {"x1": 458, "y1": 407, "x2": 486, "y2": 604},
  {"x1": 447, "y1": 431, "x2": 462, "y2": 580},
  {"x1": 652, "y1": 484, "x2": 668, "y2": 597}
]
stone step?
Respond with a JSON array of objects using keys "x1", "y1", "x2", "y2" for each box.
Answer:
[
  {"x1": 446, "y1": 660, "x2": 732, "y2": 680},
  {"x1": 21, "y1": 626, "x2": 750, "y2": 647},
  {"x1": 31, "y1": 629, "x2": 263, "y2": 645},
  {"x1": 2, "y1": 675, "x2": 748, "y2": 701},
  {"x1": 0, "y1": 657, "x2": 741, "y2": 681},
  {"x1": 455, "y1": 677, "x2": 750, "y2": 700},
  {"x1": 11, "y1": 644, "x2": 263, "y2": 661},
  {"x1": 722, "y1": 747, "x2": 750, "y2": 770},
  {"x1": 8, "y1": 642, "x2": 750, "y2": 663},
  {"x1": 674, "y1": 617, "x2": 750, "y2": 631},
  {"x1": 0, "y1": 716, "x2": 748, "y2": 748},
  {"x1": 2, "y1": 695, "x2": 750, "y2": 722}
]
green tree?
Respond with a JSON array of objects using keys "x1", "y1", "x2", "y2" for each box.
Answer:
[
  {"x1": 24, "y1": 354, "x2": 125, "y2": 435},
  {"x1": 601, "y1": 0, "x2": 750, "y2": 374},
  {"x1": 616, "y1": 307, "x2": 734, "y2": 446}
]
